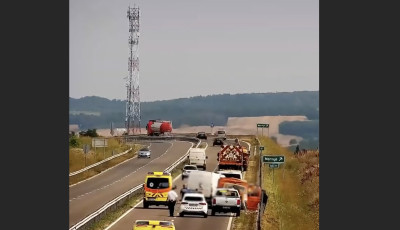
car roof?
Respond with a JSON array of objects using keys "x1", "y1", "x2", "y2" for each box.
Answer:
[
  {"x1": 134, "y1": 220, "x2": 175, "y2": 229},
  {"x1": 197, "y1": 131, "x2": 205, "y2": 134},
  {"x1": 183, "y1": 192, "x2": 205, "y2": 198},
  {"x1": 217, "y1": 170, "x2": 242, "y2": 174},
  {"x1": 183, "y1": 165, "x2": 198, "y2": 168},
  {"x1": 216, "y1": 187, "x2": 239, "y2": 191}
]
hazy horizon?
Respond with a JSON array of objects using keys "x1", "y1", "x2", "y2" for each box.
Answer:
[{"x1": 70, "y1": 0, "x2": 319, "y2": 102}]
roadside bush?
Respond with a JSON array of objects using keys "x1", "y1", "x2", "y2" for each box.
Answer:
[{"x1": 69, "y1": 136, "x2": 80, "y2": 147}]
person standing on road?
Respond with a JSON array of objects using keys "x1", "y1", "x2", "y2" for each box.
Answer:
[{"x1": 167, "y1": 185, "x2": 178, "y2": 217}]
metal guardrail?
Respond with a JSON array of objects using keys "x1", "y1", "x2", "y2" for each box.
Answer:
[
  {"x1": 69, "y1": 148, "x2": 132, "y2": 177},
  {"x1": 69, "y1": 137, "x2": 201, "y2": 230},
  {"x1": 69, "y1": 135, "x2": 200, "y2": 177}
]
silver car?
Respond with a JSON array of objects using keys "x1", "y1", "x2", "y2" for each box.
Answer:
[{"x1": 138, "y1": 147, "x2": 151, "y2": 158}]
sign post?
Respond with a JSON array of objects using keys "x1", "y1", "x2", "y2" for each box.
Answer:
[
  {"x1": 257, "y1": 123, "x2": 269, "y2": 136},
  {"x1": 259, "y1": 146, "x2": 265, "y2": 186},
  {"x1": 262, "y1": 155, "x2": 285, "y2": 185},
  {"x1": 83, "y1": 144, "x2": 90, "y2": 167}
]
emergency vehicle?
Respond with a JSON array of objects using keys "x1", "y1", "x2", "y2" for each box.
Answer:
[
  {"x1": 133, "y1": 220, "x2": 175, "y2": 230},
  {"x1": 143, "y1": 171, "x2": 172, "y2": 208}
]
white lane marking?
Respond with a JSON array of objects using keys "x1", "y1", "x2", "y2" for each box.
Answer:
[
  {"x1": 104, "y1": 156, "x2": 184, "y2": 230},
  {"x1": 69, "y1": 142, "x2": 173, "y2": 202},
  {"x1": 69, "y1": 143, "x2": 153, "y2": 188}
]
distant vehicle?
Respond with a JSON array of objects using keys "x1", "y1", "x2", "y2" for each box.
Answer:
[
  {"x1": 217, "y1": 130, "x2": 226, "y2": 140},
  {"x1": 211, "y1": 188, "x2": 241, "y2": 216},
  {"x1": 188, "y1": 148, "x2": 208, "y2": 170},
  {"x1": 196, "y1": 131, "x2": 207, "y2": 140},
  {"x1": 216, "y1": 170, "x2": 243, "y2": 180},
  {"x1": 213, "y1": 138, "x2": 224, "y2": 146},
  {"x1": 133, "y1": 220, "x2": 175, "y2": 230},
  {"x1": 217, "y1": 144, "x2": 250, "y2": 171},
  {"x1": 138, "y1": 147, "x2": 151, "y2": 158},
  {"x1": 146, "y1": 120, "x2": 172, "y2": 136},
  {"x1": 181, "y1": 164, "x2": 198, "y2": 180},
  {"x1": 179, "y1": 192, "x2": 208, "y2": 218}
]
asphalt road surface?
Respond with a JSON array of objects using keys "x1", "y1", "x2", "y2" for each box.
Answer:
[
  {"x1": 104, "y1": 139, "x2": 242, "y2": 230},
  {"x1": 69, "y1": 141, "x2": 193, "y2": 227}
]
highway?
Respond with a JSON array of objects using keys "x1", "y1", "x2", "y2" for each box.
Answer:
[
  {"x1": 69, "y1": 140, "x2": 193, "y2": 227},
  {"x1": 105, "y1": 138, "x2": 246, "y2": 230}
]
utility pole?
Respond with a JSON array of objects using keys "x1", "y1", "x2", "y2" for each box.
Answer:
[{"x1": 125, "y1": 5, "x2": 141, "y2": 135}]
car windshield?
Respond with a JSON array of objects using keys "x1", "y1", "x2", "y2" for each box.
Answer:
[
  {"x1": 184, "y1": 196, "x2": 204, "y2": 201},
  {"x1": 184, "y1": 165, "x2": 197, "y2": 170},
  {"x1": 159, "y1": 221, "x2": 174, "y2": 226},
  {"x1": 221, "y1": 173, "x2": 241, "y2": 179},
  {"x1": 140, "y1": 147, "x2": 150, "y2": 151},
  {"x1": 217, "y1": 131, "x2": 225, "y2": 134},
  {"x1": 147, "y1": 178, "x2": 170, "y2": 189},
  {"x1": 216, "y1": 190, "x2": 239, "y2": 197},
  {"x1": 198, "y1": 132, "x2": 205, "y2": 135}
]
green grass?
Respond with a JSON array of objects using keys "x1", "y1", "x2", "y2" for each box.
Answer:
[
  {"x1": 69, "y1": 137, "x2": 142, "y2": 185},
  {"x1": 259, "y1": 136, "x2": 319, "y2": 230},
  {"x1": 231, "y1": 136, "x2": 319, "y2": 230}
]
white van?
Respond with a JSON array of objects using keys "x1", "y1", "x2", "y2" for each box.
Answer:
[
  {"x1": 186, "y1": 170, "x2": 224, "y2": 204},
  {"x1": 217, "y1": 130, "x2": 226, "y2": 140},
  {"x1": 216, "y1": 170, "x2": 243, "y2": 180},
  {"x1": 188, "y1": 148, "x2": 208, "y2": 170}
]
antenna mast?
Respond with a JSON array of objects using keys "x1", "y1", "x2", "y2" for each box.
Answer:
[{"x1": 125, "y1": 5, "x2": 141, "y2": 135}]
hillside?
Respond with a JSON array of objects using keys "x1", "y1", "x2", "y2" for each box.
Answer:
[{"x1": 70, "y1": 91, "x2": 319, "y2": 128}]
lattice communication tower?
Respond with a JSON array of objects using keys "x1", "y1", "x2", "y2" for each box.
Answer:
[{"x1": 125, "y1": 5, "x2": 141, "y2": 135}]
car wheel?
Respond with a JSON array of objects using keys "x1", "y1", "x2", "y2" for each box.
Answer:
[
  {"x1": 143, "y1": 200, "x2": 149, "y2": 208},
  {"x1": 203, "y1": 213, "x2": 208, "y2": 218},
  {"x1": 211, "y1": 209, "x2": 216, "y2": 216},
  {"x1": 179, "y1": 212, "x2": 184, "y2": 217},
  {"x1": 236, "y1": 210, "x2": 241, "y2": 217}
]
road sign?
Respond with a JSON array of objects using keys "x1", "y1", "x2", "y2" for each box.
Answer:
[
  {"x1": 262, "y1": 155, "x2": 285, "y2": 163},
  {"x1": 257, "y1": 123, "x2": 269, "y2": 128},
  {"x1": 259, "y1": 146, "x2": 265, "y2": 151},
  {"x1": 269, "y1": 163, "x2": 279, "y2": 168}
]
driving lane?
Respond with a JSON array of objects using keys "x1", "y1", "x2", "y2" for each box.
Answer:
[
  {"x1": 106, "y1": 139, "x2": 236, "y2": 230},
  {"x1": 69, "y1": 141, "x2": 193, "y2": 227}
]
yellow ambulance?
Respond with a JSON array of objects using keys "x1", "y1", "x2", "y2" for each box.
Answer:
[
  {"x1": 143, "y1": 171, "x2": 172, "y2": 208},
  {"x1": 133, "y1": 220, "x2": 175, "y2": 230}
]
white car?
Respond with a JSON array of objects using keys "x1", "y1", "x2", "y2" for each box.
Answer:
[
  {"x1": 179, "y1": 193, "x2": 208, "y2": 218},
  {"x1": 138, "y1": 147, "x2": 151, "y2": 158},
  {"x1": 181, "y1": 165, "x2": 198, "y2": 180}
]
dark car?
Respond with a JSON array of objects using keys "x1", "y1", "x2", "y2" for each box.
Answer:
[
  {"x1": 213, "y1": 138, "x2": 224, "y2": 146},
  {"x1": 196, "y1": 132, "x2": 207, "y2": 140}
]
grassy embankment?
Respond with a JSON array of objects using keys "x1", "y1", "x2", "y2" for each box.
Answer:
[
  {"x1": 69, "y1": 136, "x2": 141, "y2": 185},
  {"x1": 259, "y1": 136, "x2": 319, "y2": 230},
  {"x1": 230, "y1": 135, "x2": 319, "y2": 230}
]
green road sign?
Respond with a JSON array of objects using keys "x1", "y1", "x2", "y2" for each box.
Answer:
[
  {"x1": 262, "y1": 155, "x2": 285, "y2": 163},
  {"x1": 257, "y1": 123, "x2": 269, "y2": 128},
  {"x1": 269, "y1": 163, "x2": 279, "y2": 168},
  {"x1": 259, "y1": 146, "x2": 264, "y2": 151}
]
